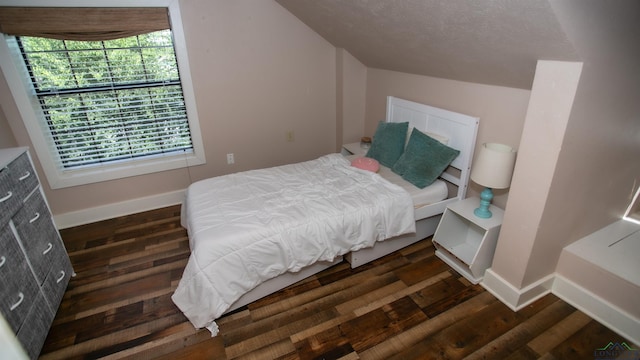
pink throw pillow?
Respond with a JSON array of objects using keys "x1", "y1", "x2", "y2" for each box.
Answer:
[{"x1": 351, "y1": 157, "x2": 380, "y2": 173}]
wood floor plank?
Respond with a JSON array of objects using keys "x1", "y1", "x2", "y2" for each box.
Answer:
[
  {"x1": 334, "y1": 280, "x2": 407, "y2": 315},
  {"x1": 352, "y1": 271, "x2": 451, "y2": 317},
  {"x1": 346, "y1": 296, "x2": 428, "y2": 352},
  {"x1": 547, "y1": 320, "x2": 636, "y2": 360},
  {"x1": 59, "y1": 272, "x2": 172, "y2": 315},
  {"x1": 289, "y1": 312, "x2": 357, "y2": 345},
  {"x1": 422, "y1": 283, "x2": 486, "y2": 318},
  {"x1": 130, "y1": 333, "x2": 225, "y2": 360},
  {"x1": 526, "y1": 309, "x2": 593, "y2": 356},
  {"x1": 40, "y1": 313, "x2": 188, "y2": 360},
  {"x1": 232, "y1": 337, "x2": 297, "y2": 360},
  {"x1": 294, "y1": 326, "x2": 355, "y2": 360},
  {"x1": 224, "y1": 308, "x2": 339, "y2": 358},
  {"x1": 386, "y1": 299, "x2": 524, "y2": 359},
  {"x1": 409, "y1": 274, "x2": 466, "y2": 309},
  {"x1": 63, "y1": 258, "x2": 188, "y2": 297},
  {"x1": 38, "y1": 205, "x2": 636, "y2": 359},
  {"x1": 357, "y1": 291, "x2": 497, "y2": 360},
  {"x1": 247, "y1": 265, "x2": 402, "y2": 323},
  {"x1": 151, "y1": 337, "x2": 227, "y2": 360},
  {"x1": 393, "y1": 254, "x2": 450, "y2": 286},
  {"x1": 463, "y1": 298, "x2": 575, "y2": 360},
  {"x1": 99, "y1": 322, "x2": 210, "y2": 360},
  {"x1": 289, "y1": 272, "x2": 449, "y2": 345}
]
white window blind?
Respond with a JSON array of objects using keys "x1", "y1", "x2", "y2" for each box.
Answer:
[{"x1": 17, "y1": 30, "x2": 193, "y2": 169}]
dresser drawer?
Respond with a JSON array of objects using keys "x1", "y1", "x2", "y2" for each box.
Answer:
[
  {"x1": 12, "y1": 191, "x2": 60, "y2": 284},
  {"x1": 10, "y1": 152, "x2": 39, "y2": 198},
  {"x1": 16, "y1": 293, "x2": 54, "y2": 360},
  {"x1": 42, "y1": 246, "x2": 73, "y2": 313},
  {"x1": 0, "y1": 152, "x2": 39, "y2": 225},
  {"x1": 0, "y1": 226, "x2": 40, "y2": 333},
  {"x1": 0, "y1": 167, "x2": 22, "y2": 226}
]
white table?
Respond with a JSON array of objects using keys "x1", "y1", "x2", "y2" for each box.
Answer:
[{"x1": 432, "y1": 196, "x2": 504, "y2": 284}]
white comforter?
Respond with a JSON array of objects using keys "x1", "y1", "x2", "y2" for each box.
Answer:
[{"x1": 172, "y1": 154, "x2": 415, "y2": 335}]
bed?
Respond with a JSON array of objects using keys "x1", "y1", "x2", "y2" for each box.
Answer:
[{"x1": 172, "y1": 96, "x2": 479, "y2": 335}]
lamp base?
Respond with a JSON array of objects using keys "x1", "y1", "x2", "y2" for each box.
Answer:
[{"x1": 474, "y1": 187, "x2": 494, "y2": 218}]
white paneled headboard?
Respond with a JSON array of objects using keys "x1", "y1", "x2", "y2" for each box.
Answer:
[{"x1": 386, "y1": 96, "x2": 479, "y2": 199}]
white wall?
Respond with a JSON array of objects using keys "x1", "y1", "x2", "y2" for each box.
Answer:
[
  {"x1": 338, "y1": 49, "x2": 367, "y2": 146},
  {"x1": 487, "y1": 61, "x2": 582, "y2": 296},
  {"x1": 364, "y1": 68, "x2": 531, "y2": 208},
  {"x1": 484, "y1": 1, "x2": 640, "y2": 319},
  {"x1": 0, "y1": 0, "x2": 338, "y2": 225}
]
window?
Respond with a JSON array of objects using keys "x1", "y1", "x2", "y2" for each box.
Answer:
[
  {"x1": 0, "y1": 3, "x2": 204, "y2": 189},
  {"x1": 18, "y1": 31, "x2": 193, "y2": 168}
]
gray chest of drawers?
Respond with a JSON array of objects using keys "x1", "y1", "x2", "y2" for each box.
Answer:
[{"x1": 0, "y1": 147, "x2": 74, "y2": 359}]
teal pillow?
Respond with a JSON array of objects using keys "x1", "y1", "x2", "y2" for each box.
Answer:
[
  {"x1": 365, "y1": 121, "x2": 408, "y2": 167},
  {"x1": 392, "y1": 128, "x2": 460, "y2": 188}
]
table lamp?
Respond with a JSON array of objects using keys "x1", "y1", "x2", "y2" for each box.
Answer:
[{"x1": 470, "y1": 143, "x2": 517, "y2": 218}]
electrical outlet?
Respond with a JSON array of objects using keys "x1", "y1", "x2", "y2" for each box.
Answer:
[
  {"x1": 226, "y1": 153, "x2": 234, "y2": 164},
  {"x1": 286, "y1": 130, "x2": 294, "y2": 142}
]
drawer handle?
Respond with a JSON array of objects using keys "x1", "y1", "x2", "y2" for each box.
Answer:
[
  {"x1": 10, "y1": 292, "x2": 24, "y2": 311},
  {"x1": 43, "y1": 242, "x2": 53, "y2": 255},
  {"x1": 56, "y1": 270, "x2": 66, "y2": 283},
  {"x1": 0, "y1": 255, "x2": 5, "y2": 268},
  {"x1": 19, "y1": 171, "x2": 31, "y2": 181},
  {"x1": 0, "y1": 191, "x2": 12, "y2": 203},
  {"x1": 29, "y1": 212, "x2": 40, "y2": 223}
]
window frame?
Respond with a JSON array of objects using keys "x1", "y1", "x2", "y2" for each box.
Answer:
[{"x1": 0, "y1": 0, "x2": 205, "y2": 189}]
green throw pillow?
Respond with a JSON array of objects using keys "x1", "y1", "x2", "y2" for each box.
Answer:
[
  {"x1": 392, "y1": 128, "x2": 460, "y2": 188},
  {"x1": 365, "y1": 121, "x2": 408, "y2": 167}
]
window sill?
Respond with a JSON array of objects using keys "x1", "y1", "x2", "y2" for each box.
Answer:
[{"x1": 44, "y1": 152, "x2": 205, "y2": 189}]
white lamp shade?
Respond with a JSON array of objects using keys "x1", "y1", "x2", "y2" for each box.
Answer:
[{"x1": 470, "y1": 143, "x2": 516, "y2": 189}]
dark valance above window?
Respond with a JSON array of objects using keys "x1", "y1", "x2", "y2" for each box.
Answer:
[{"x1": 0, "y1": 7, "x2": 169, "y2": 40}]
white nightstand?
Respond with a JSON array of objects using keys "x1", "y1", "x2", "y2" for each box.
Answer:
[
  {"x1": 432, "y1": 197, "x2": 504, "y2": 284},
  {"x1": 341, "y1": 142, "x2": 368, "y2": 157}
]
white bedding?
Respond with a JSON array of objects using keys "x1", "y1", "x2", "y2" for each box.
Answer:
[
  {"x1": 378, "y1": 165, "x2": 448, "y2": 210},
  {"x1": 172, "y1": 153, "x2": 416, "y2": 335},
  {"x1": 344, "y1": 155, "x2": 448, "y2": 211}
]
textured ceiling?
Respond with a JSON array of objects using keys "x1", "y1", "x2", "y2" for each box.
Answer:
[{"x1": 276, "y1": 0, "x2": 580, "y2": 89}]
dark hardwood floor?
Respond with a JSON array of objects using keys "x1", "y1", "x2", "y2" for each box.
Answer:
[{"x1": 38, "y1": 205, "x2": 637, "y2": 359}]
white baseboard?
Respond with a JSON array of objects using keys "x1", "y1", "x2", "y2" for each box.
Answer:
[
  {"x1": 480, "y1": 269, "x2": 554, "y2": 311},
  {"x1": 552, "y1": 275, "x2": 640, "y2": 345},
  {"x1": 53, "y1": 189, "x2": 186, "y2": 229},
  {"x1": 481, "y1": 270, "x2": 639, "y2": 344}
]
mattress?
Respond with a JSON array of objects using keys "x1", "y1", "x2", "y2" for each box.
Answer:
[
  {"x1": 347, "y1": 155, "x2": 448, "y2": 211},
  {"x1": 377, "y1": 165, "x2": 447, "y2": 209}
]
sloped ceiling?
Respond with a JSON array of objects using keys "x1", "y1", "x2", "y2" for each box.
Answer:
[{"x1": 276, "y1": 0, "x2": 580, "y2": 89}]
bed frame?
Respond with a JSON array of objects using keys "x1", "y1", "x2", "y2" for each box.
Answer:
[
  {"x1": 224, "y1": 96, "x2": 479, "y2": 314},
  {"x1": 346, "y1": 96, "x2": 479, "y2": 267}
]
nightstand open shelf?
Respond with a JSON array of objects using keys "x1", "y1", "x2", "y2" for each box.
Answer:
[{"x1": 432, "y1": 197, "x2": 504, "y2": 284}]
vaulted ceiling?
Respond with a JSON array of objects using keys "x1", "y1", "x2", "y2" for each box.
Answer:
[{"x1": 276, "y1": 0, "x2": 580, "y2": 89}]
